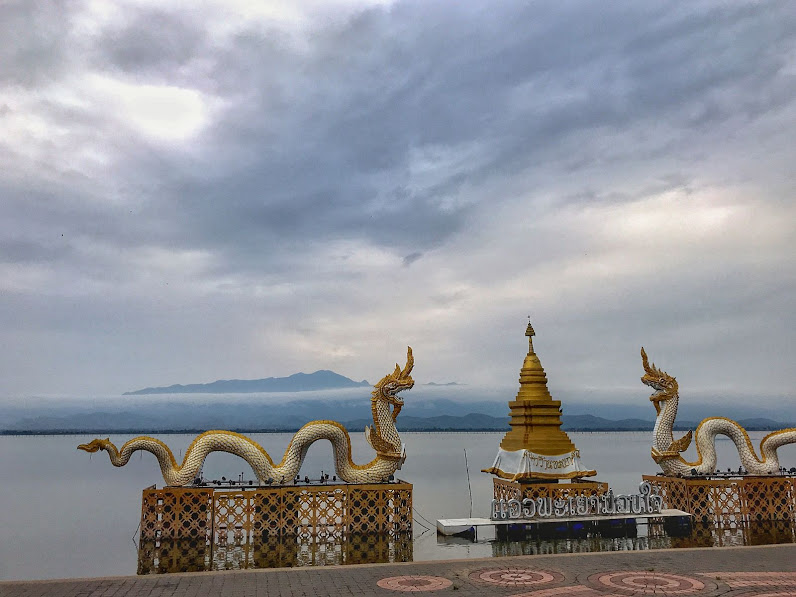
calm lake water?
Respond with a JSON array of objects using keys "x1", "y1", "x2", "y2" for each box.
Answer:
[{"x1": 1, "y1": 431, "x2": 794, "y2": 580}]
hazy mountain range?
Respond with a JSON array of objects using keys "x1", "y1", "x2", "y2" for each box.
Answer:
[{"x1": 123, "y1": 370, "x2": 370, "y2": 395}]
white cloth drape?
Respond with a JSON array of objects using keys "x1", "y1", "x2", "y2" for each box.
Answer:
[{"x1": 488, "y1": 448, "x2": 593, "y2": 479}]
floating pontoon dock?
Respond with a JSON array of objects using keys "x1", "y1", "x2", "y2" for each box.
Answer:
[{"x1": 436, "y1": 509, "x2": 690, "y2": 536}]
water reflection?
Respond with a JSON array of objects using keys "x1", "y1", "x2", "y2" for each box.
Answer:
[
  {"x1": 490, "y1": 535, "x2": 674, "y2": 557},
  {"x1": 670, "y1": 519, "x2": 795, "y2": 548},
  {"x1": 138, "y1": 533, "x2": 413, "y2": 573},
  {"x1": 460, "y1": 520, "x2": 795, "y2": 558},
  {"x1": 137, "y1": 520, "x2": 795, "y2": 574}
]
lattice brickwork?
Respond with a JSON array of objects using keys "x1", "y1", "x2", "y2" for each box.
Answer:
[
  {"x1": 139, "y1": 487, "x2": 212, "y2": 541},
  {"x1": 139, "y1": 484, "x2": 411, "y2": 547},
  {"x1": 493, "y1": 478, "x2": 608, "y2": 502},
  {"x1": 742, "y1": 477, "x2": 795, "y2": 521},
  {"x1": 643, "y1": 475, "x2": 796, "y2": 525},
  {"x1": 138, "y1": 483, "x2": 412, "y2": 573}
]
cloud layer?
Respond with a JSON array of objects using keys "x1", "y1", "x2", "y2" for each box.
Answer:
[{"x1": 1, "y1": 1, "x2": 794, "y2": 406}]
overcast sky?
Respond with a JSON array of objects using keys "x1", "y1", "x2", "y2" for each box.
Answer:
[{"x1": 1, "y1": 1, "x2": 794, "y2": 407}]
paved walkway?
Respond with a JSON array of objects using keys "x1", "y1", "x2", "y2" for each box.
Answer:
[{"x1": 2, "y1": 545, "x2": 796, "y2": 597}]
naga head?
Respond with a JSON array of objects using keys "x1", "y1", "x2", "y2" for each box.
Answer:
[
  {"x1": 373, "y1": 347, "x2": 414, "y2": 407},
  {"x1": 640, "y1": 347, "x2": 678, "y2": 413},
  {"x1": 77, "y1": 438, "x2": 113, "y2": 453}
]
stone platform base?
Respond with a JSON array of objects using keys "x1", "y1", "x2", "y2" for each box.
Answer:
[
  {"x1": 138, "y1": 482, "x2": 412, "y2": 573},
  {"x1": 643, "y1": 474, "x2": 796, "y2": 524},
  {"x1": 140, "y1": 482, "x2": 412, "y2": 540}
]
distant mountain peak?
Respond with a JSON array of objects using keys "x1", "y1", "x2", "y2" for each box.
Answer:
[{"x1": 123, "y1": 370, "x2": 370, "y2": 395}]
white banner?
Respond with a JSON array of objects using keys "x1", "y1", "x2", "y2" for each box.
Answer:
[{"x1": 487, "y1": 447, "x2": 595, "y2": 480}]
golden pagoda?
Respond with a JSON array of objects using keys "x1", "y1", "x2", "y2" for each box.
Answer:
[{"x1": 483, "y1": 321, "x2": 596, "y2": 481}]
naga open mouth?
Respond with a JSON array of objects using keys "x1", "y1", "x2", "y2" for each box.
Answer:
[
  {"x1": 388, "y1": 385, "x2": 413, "y2": 404},
  {"x1": 77, "y1": 438, "x2": 109, "y2": 453},
  {"x1": 641, "y1": 377, "x2": 664, "y2": 392}
]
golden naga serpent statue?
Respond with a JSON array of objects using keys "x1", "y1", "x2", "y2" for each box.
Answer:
[
  {"x1": 640, "y1": 347, "x2": 796, "y2": 476},
  {"x1": 79, "y1": 348, "x2": 414, "y2": 486}
]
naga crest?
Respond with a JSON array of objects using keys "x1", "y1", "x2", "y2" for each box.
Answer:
[
  {"x1": 640, "y1": 347, "x2": 678, "y2": 413},
  {"x1": 373, "y1": 347, "x2": 414, "y2": 408}
]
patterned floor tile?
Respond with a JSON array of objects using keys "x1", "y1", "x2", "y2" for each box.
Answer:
[
  {"x1": 699, "y1": 572, "x2": 796, "y2": 588},
  {"x1": 586, "y1": 571, "x2": 713, "y2": 595},
  {"x1": 469, "y1": 567, "x2": 565, "y2": 586},
  {"x1": 509, "y1": 586, "x2": 603, "y2": 597},
  {"x1": 376, "y1": 575, "x2": 453, "y2": 592}
]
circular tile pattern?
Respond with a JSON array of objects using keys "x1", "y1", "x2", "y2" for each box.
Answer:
[
  {"x1": 376, "y1": 575, "x2": 453, "y2": 592},
  {"x1": 588, "y1": 571, "x2": 706, "y2": 595},
  {"x1": 469, "y1": 567, "x2": 563, "y2": 586}
]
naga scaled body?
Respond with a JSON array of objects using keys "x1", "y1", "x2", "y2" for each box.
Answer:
[{"x1": 640, "y1": 347, "x2": 796, "y2": 476}]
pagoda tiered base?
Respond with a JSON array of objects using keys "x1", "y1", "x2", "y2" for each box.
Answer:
[
  {"x1": 493, "y1": 477, "x2": 608, "y2": 502},
  {"x1": 643, "y1": 474, "x2": 796, "y2": 525}
]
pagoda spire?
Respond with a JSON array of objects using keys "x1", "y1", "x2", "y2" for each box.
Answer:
[{"x1": 483, "y1": 321, "x2": 596, "y2": 481}]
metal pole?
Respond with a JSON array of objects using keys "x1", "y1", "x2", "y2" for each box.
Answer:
[{"x1": 464, "y1": 448, "x2": 473, "y2": 518}]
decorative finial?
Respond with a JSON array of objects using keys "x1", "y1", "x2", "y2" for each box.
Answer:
[{"x1": 525, "y1": 317, "x2": 535, "y2": 353}]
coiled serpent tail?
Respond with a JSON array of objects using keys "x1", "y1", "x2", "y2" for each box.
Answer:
[
  {"x1": 79, "y1": 424, "x2": 401, "y2": 485},
  {"x1": 641, "y1": 347, "x2": 796, "y2": 476},
  {"x1": 79, "y1": 348, "x2": 414, "y2": 486}
]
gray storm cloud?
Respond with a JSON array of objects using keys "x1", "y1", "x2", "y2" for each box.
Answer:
[{"x1": 0, "y1": 1, "x2": 794, "y2": 406}]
